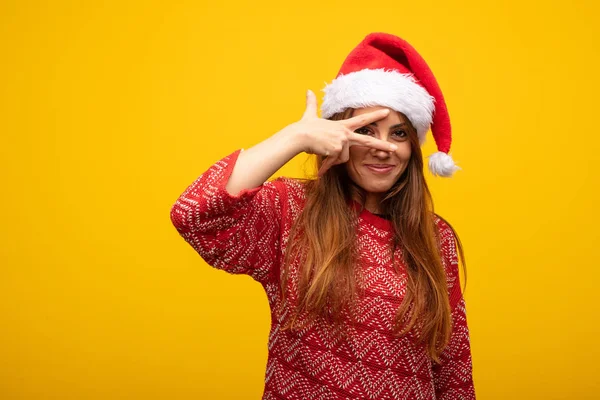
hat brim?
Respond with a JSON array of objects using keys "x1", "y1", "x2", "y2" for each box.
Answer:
[{"x1": 320, "y1": 68, "x2": 435, "y2": 143}]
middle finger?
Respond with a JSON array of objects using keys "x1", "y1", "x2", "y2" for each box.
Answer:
[{"x1": 341, "y1": 108, "x2": 390, "y2": 130}]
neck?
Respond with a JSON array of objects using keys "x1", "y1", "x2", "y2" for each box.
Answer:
[{"x1": 364, "y1": 193, "x2": 383, "y2": 214}]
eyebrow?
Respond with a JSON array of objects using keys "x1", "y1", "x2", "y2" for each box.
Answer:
[{"x1": 368, "y1": 122, "x2": 407, "y2": 129}]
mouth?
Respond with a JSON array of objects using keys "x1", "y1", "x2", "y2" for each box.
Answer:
[{"x1": 365, "y1": 164, "x2": 395, "y2": 174}]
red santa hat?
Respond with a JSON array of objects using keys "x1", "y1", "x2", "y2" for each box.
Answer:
[{"x1": 320, "y1": 32, "x2": 460, "y2": 177}]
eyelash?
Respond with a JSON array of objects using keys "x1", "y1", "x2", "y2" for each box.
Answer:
[{"x1": 354, "y1": 127, "x2": 407, "y2": 138}]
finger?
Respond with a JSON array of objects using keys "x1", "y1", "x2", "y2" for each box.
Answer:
[
  {"x1": 341, "y1": 108, "x2": 390, "y2": 129},
  {"x1": 318, "y1": 154, "x2": 337, "y2": 177},
  {"x1": 348, "y1": 131, "x2": 398, "y2": 152},
  {"x1": 318, "y1": 157, "x2": 332, "y2": 177},
  {"x1": 337, "y1": 140, "x2": 350, "y2": 164},
  {"x1": 301, "y1": 89, "x2": 318, "y2": 120}
]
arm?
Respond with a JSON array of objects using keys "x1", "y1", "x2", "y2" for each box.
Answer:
[
  {"x1": 170, "y1": 90, "x2": 395, "y2": 284},
  {"x1": 169, "y1": 124, "x2": 305, "y2": 284},
  {"x1": 225, "y1": 125, "x2": 305, "y2": 196},
  {"x1": 432, "y1": 218, "x2": 476, "y2": 399}
]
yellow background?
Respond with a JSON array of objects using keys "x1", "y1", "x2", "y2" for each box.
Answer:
[{"x1": 1, "y1": 0, "x2": 599, "y2": 399}]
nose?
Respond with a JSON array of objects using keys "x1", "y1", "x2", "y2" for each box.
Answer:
[{"x1": 369, "y1": 146, "x2": 393, "y2": 158}]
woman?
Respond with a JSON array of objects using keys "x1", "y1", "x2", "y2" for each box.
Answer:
[{"x1": 170, "y1": 32, "x2": 475, "y2": 399}]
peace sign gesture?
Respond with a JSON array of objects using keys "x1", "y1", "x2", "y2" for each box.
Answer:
[{"x1": 290, "y1": 90, "x2": 398, "y2": 176}]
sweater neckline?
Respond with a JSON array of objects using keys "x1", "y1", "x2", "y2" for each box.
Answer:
[{"x1": 349, "y1": 199, "x2": 392, "y2": 230}]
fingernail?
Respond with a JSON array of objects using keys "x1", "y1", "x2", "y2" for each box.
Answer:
[{"x1": 390, "y1": 144, "x2": 398, "y2": 150}]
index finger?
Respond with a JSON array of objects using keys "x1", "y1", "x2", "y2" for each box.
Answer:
[
  {"x1": 349, "y1": 132, "x2": 398, "y2": 152},
  {"x1": 341, "y1": 108, "x2": 390, "y2": 130}
]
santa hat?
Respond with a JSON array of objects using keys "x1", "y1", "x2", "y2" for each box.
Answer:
[{"x1": 320, "y1": 32, "x2": 460, "y2": 177}]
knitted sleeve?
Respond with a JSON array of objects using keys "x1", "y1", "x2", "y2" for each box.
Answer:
[
  {"x1": 169, "y1": 149, "x2": 287, "y2": 285},
  {"x1": 432, "y1": 217, "x2": 476, "y2": 399}
]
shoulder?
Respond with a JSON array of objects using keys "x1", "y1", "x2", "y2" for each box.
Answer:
[
  {"x1": 265, "y1": 176, "x2": 307, "y2": 197},
  {"x1": 433, "y1": 213, "x2": 456, "y2": 245},
  {"x1": 263, "y1": 177, "x2": 310, "y2": 211},
  {"x1": 269, "y1": 176, "x2": 309, "y2": 195},
  {"x1": 432, "y1": 213, "x2": 460, "y2": 275},
  {"x1": 433, "y1": 214, "x2": 465, "y2": 308},
  {"x1": 269, "y1": 176, "x2": 308, "y2": 190}
]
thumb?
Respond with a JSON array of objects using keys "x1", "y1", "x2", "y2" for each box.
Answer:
[{"x1": 301, "y1": 89, "x2": 318, "y2": 120}]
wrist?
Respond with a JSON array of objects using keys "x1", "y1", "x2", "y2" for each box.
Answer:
[{"x1": 278, "y1": 123, "x2": 308, "y2": 154}]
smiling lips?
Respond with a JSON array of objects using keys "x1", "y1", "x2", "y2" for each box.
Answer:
[{"x1": 365, "y1": 164, "x2": 395, "y2": 174}]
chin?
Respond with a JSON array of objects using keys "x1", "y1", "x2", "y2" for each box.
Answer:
[
  {"x1": 346, "y1": 166, "x2": 404, "y2": 194},
  {"x1": 358, "y1": 180, "x2": 395, "y2": 193}
]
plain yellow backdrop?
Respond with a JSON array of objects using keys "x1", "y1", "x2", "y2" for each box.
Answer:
[{"x1": 1, "y1": 0, "x2": 599, "y2": 399}]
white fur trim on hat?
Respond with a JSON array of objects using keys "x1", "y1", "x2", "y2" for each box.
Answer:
[
  {"x1": 428, "y1": 151, "x2": 461, "y2": 177},
  {"x1": 321, "y1": 68, "x2": 435, "y2": 142}
]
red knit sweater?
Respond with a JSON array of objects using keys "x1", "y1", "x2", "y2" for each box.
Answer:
[{"x1": 170, "y1": 149, "x2": 475, "y2": 400}]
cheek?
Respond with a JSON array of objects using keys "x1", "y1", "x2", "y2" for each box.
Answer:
[
  {"x1": 348, "y1": 146, "x2": 367, "y2": 164},
  {"x1": 345, "y1": 147, "x2": 367, "y2": 178},
  {"x1": 395, "y1": 144, "x2": 412, "y2": 162}
]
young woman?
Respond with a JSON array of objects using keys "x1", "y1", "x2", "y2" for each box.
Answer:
[{"x1": 170, "y1": 32, "x2": 475, "y2": 399}]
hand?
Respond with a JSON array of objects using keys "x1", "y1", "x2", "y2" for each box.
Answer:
[{"x1": 289, "y1": 90, "x2": 397, "y2": 177}]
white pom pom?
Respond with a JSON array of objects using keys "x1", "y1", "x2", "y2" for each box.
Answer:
[{"x1": 428, "y1": 151, "x2": 461, "y2": 177}]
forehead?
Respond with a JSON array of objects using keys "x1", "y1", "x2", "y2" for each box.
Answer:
[{"x1": 351, "y1": 106, "x2": 406, "y2": 124}]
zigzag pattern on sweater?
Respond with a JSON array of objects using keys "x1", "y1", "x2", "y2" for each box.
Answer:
[{"x1": 170, "y1": 149, "x2": 475, "y2": 399}]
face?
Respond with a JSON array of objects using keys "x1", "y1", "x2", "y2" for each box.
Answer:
[{"x1": 345, "y1": 106, "x2": 413, "y2": 203}]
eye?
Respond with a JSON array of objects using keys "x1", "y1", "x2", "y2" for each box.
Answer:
[
  {"x1": 392, "y1": 130, "x2": 407, "y2": 138},
  {"x1": 354, "y1": 127, "x2": 372, "y2": 135}
]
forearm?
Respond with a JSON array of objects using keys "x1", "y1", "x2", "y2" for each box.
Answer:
[{"x1": 225, "y1": 125, "x2": 305, "y2": 196}]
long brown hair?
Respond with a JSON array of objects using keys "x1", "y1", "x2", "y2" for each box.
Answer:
[{"x1": 277, "y1": 108, "x2": 466, "y2": 363}]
